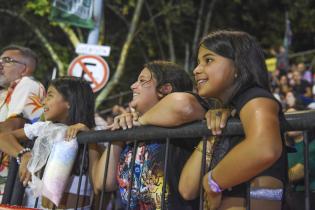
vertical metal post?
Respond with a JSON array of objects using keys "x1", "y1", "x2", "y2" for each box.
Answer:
[
  {"x1": 0, "y1": 152, "x2": 3, "y2": 166},
  {"x1": 9, "y1": 174, "x2": 25, "y2": 205},
  {"x1": 127, "y1": 141, "x2": 138, "y2": 210},
  {"x1": 1, "y1": 158, "x2": 18, "y2": 204},
  {"x1": 87, "y1": 1, "x2": 103, "y2": 205},
  {"x1": 75, "y1": 143, "x2": 88, "y2": 210},
  {"x1": 99, "y1": 142, "x2": 112, "y2": 210},
  {"x1": 303, "y1": 131, "x2": 310, "y2": 210},
  {"x1": 245, "y1": 182, "x2": 251, "y2": 210},
  {"x1": 199, "y1": 137, "x2": 208, "y2": 210},
  {"x1": 161, "y1": 138, "x2": 170, "y2": 210}
]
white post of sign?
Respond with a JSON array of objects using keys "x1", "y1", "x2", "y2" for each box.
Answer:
[{"x1": 87, "y1": 0, "x2": 104, "y2": 44}]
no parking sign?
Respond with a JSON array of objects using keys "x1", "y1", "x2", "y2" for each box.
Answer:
[{"x1": 68, "y1": 55, "x2": 110, "y2": 92}]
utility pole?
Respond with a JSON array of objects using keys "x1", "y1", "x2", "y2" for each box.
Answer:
[{"x1": 87, "y1": 0, "x2": 104, "y2": 44}]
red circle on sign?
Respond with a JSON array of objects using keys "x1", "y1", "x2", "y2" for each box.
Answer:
[{"x1": 68, "y1": 55, "x2": 110, "y2": 92}]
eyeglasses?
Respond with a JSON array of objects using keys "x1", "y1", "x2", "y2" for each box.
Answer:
[{"x1": 0, "y1": 56, "x2": 26, "y2": 67}]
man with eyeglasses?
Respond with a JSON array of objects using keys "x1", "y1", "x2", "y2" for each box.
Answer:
[{"x1": 0, "y1": 45, "x2": 45, "y2": 202}]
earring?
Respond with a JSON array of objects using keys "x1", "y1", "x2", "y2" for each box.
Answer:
[{"x1": 234, "y1": 74, "x2": 238, "y2": 78}]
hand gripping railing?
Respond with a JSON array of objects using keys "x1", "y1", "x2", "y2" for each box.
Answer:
[
  {"x1": 75, "y1": 110, "x2": 315, "y2": 210},
  {"x1": 2, "y1": 111, "x2": 315, "y2": 210},
  {"x1": 78, "y1": 111, "x2": 315, "y2": 143}
]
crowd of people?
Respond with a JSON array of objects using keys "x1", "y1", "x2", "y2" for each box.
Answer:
[
  {"x1": 269, "y1": 53, "x2": 315, "y2": 210},
  {"x1": 270, "y1": 60, "x2": 314, "y2": 111},
  {"x1": 0, "y1": 30, "x2": 313, "y2": 210}
]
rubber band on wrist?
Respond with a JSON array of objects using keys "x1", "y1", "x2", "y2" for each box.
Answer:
[{"x1": 208, "y1": 170, "x2": 223, "y2": 193}]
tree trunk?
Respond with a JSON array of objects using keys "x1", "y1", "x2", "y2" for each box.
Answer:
[
  {"x1": 58, "y1": 23, "x2": 80, "y2": 48},
  {"x1": 190, "y1": 0, "x2": 205, "y2": 71},
  {"x1": 202, "y1": 0, "x2": 219, "y2": 37},
  {"x1": 106, "y1": 4, "x2": 149, "y2": 62},
  {"x1": 0, "y1": 9, "x2": 65, "y2": 75},
  {"x1": 145, "y1": 1, "x2": 166, "y2": 60},
  {"x1": 161, "y1": 0, "x2": 176, "y2": 62},
  {"x1": 95, "y1": 0, "x2": 145, "y2": 108},
  {"x1": 165, "y1": 18, "x2": 176, "y2": 62},
  {"x1": 184, "y1": 43, "x2": 190, "y2": 72}
]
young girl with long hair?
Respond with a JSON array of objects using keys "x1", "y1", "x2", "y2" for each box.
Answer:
[
  {"x1": 0, "y1": 76, "x2": 95, "y2": 209},
  {"x1": 179, "y1": 30, "x2": 286, "y2": 210},
  {"x1": 89, "y1": 60, "x2": 209, "y2": 210}
]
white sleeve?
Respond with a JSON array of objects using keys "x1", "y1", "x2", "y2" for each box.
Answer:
[
  {"x1": 7, "y1": 77, "x2": 45, "y2": 123},
  {"x1": 24, "y1": 121, "x2": 49, "y2": 140}
]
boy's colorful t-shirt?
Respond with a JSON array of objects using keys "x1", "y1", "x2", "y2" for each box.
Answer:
[{"x1": 0, "y1": 76, "x2": 45, "y2": 200}]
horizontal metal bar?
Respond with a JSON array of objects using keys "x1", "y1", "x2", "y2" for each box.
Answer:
[{"x1": 77, "y1": 110, "x2": 315, "y2": 144}]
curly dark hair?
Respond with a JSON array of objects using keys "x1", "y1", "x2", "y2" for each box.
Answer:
[{"x1": 144, "y1": 60, "x2": 193, "y2": 95}]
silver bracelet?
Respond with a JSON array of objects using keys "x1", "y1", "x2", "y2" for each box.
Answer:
[{"x1": 250, "y1": 188, "x2": 283, "y2": 201}]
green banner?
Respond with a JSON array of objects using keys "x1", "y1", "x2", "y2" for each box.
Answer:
[{"x1": 50, "y1": 0, "x2": 95, "y2": 29}]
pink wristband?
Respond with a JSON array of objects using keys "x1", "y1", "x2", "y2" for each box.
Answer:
[{"x1": 208, "y1": 170, "x2": 222, "y2": 193}]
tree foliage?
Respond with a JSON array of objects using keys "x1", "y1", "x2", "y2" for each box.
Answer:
[{"x1": 1, "y1": 0, "x2": 315, "y2": 110}]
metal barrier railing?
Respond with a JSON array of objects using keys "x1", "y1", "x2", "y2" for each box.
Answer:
[
  {"x1": 78, "y1": 111, "x2": 315, "y2": 144},
  {"x1": 2, "y1": 110, "x2": 315, "y2": 209}
]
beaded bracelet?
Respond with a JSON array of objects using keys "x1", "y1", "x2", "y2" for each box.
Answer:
[{"x1": 16, "y1": 148, "x2": 31, "y2": 165}]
